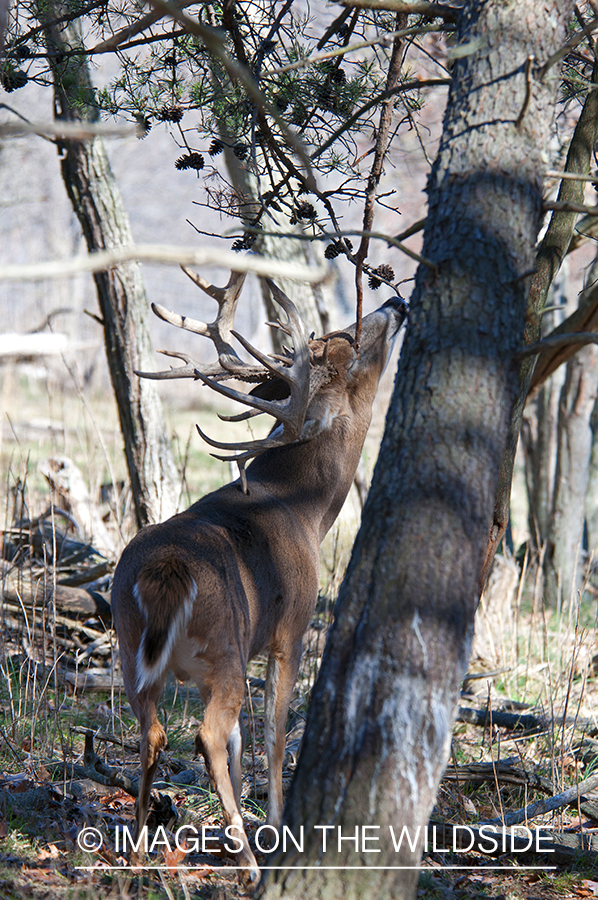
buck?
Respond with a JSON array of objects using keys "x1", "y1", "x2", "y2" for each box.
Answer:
[{"x1": 111, "y1": 269, "x2": 406, "y2": 881}]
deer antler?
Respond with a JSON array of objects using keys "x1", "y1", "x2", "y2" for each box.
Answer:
[
  {"x1": 193, "y1": 279, "x2": 314, "y2": 460},
  {"x1": 137, "y1": 269, "x2": 267, "y2": 382},
  {"x1": 139, "y1": 272, "x2": 336, "y2": 468}
]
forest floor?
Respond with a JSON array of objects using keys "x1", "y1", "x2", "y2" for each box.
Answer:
[{"x1": 2, "y1": 370, "x2": 598, "y2": 900}]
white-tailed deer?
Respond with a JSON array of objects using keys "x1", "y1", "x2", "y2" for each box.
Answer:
[{"x1": 111, "y1": 270, "x2": 406, "y2": 881}]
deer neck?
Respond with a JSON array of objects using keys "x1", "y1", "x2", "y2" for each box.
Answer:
[{"x1": 245, "y1": 400, "x2": 372, "y2": 545}]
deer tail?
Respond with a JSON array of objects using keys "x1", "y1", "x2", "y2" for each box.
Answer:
[{"x1": 133, "y1": 556, "x2": 197, "y2": 692}]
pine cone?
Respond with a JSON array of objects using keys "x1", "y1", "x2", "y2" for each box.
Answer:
[
  {"x1": 1, "y1": 70, "x2": 27, "y2": 92},
  {"x1": 175, "y1": 153, "x2": 205, "y2": 170},
  {"x1": 136, "y1": 116, "x2": 152, "y2": 139},
  {"x1": 157, "y1": 105, "x2": 184, "y2": 123},
  {"x1": 233, "y1": 142, "x2": 249, "y2": 160},
  {"x1": 368, "y1": 264, "x2": 395, "y2": 290},
  {"x1": 376, "y1": 264, "x2": 395, "y2": 282},
  {"x1": 293, "y1": 202, "x2": 317, "y2": 222}
]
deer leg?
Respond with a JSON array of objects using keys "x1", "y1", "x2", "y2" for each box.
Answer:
[
  {"x1": 227, "y1": 712, "x2": 245, "y2": 811},
  {"x1": 196, "y1": 689, "x2": 258, "y2": 883},
  {"x1": 134, "y1": 688, "x2": 168, "y2": 838},
  {"x1": 264, "y1": 643, "x2": 302, "y2": 830}
]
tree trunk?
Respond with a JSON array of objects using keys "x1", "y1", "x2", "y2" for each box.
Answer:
[
  {"x1": 520, "y1": 269, "x2": 569, "y2": 549},
  {"x1": 259, "y1": 3, "x2": 573, "y2": 899},
  {"x1": 41, "y1": 6, "x2": 179, "y2": 531},
  {"x1": 587, "y1": 393, "x2": 598, "y2": 555},
  {"x1": 583, "y1": 254, "x2": 598, "y2": 558},
  {"x1": 546, "y1": 342, "x2": 598, "y2": 607}
]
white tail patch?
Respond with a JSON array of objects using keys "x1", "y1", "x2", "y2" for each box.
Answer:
[{"x1": 133, "y1": 579, "x2": 197, "y2": 692}]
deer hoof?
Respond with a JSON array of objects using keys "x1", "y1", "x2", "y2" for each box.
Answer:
[{"x1": 239, "y1": 861, "x2": 260, "y2": 886}]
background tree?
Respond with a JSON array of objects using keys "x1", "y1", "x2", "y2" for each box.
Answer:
[{"x1": 34, "y1": 2, "x2": 181, "y2": 528}]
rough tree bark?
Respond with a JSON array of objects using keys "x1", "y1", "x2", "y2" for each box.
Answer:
[
  {"x1": 41, "y1": 5, "x2": 179, "y2": 531},
  {"x1": 259, "y1": 3, "x2": 574, "y2": 899}
]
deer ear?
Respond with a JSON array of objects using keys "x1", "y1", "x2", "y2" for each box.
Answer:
[
  {"x1": 327, "y1": 337, "x2": 357, "y2": 373},
  {"x1": 309, "y1": 338, "x2": 328, "y2": 362}
]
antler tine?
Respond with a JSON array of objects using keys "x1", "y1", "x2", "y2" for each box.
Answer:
[
  {"x1": 181, "y1": 266, "x2": 246, "y2": 306},
  {"x1": 193, "y1": 369, "x2": 300, "y2": 430},
  {"x1": 153, "y1": 279, "x2": 245, "y2": 372},
  {"x1": 266, "y1": 318, "x2": 292, "y2": 337},
  {"x1": 219, "y1": 408, "x2": 263, "y2": 422},
  {"x1": 136, "y1": 349, "x2": 259, "y2": 382},
  {"x1": 197, "y1": 424, "x2": 286, "y2": 458},
  {"x1": 152, "y1": 302, "x2": 210, "y2": 338}
]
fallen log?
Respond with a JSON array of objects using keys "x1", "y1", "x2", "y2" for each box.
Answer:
[
  {"x1": 428, "y1": 821, "x2": 598, "y2": 866},
  {"x1": 457, "y1": 706, "x2": 547, "y2": 733},
  {"x1": 1, "y1": 574, "x2": 111, "y2": 622}
]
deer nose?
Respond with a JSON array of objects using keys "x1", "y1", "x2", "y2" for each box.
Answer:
[{"x1": 382, "y1": 295, "x2": 409, "y2": 315}]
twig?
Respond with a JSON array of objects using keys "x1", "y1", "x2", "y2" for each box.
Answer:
[
  {"x1": 269, "y1": 24, "x2": 452, "y2": 77},
  {"x1": 233, "y1": 224, "x2": 436, "y2": 272},
  {"x1": 393, "y1": 218, "x2": 426, "y2": 243},
  {"x1": 311, "y1": 79, "x2": 450, "y2": 164},
  {"x1": 83, "y1": 731, "x2": 139, "y2": 796},
  {"x1": 8, "y1": 0, "x2": 105, "y2": 48},
  {"x1": 355, "y1": 14, "x2": 407, "y2": 346},
  {"x1": 515, "y1": 55, "x2": 535, "y2": 128},
  {"x1": 88, "y1": 0, "x2": 197, "y2": 54}
]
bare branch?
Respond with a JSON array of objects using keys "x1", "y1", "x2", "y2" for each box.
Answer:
[
  {"x1": 528, "y1": 282, "x2": 598, "y2": 391},
  {"x1": 480, "y1": 771, "x2": 598, "y2": 827},
  {"x1": 355, "y1": 14, "x2": 407, "y2": 346},
  {"x1": 0, "y1": 245, "x2": 329, "y2": 283},
  {"x1": 0, "y1": 120, "x2": 138, "y2": 139},
  {"x1": 544, "y1": 199, "x2": 598, "y2": 215},
  {"x1": 517, "y1": 332, "x2": 598, "y2": 359},
  {"x1": 546, "y1": 169, "x2": 598, "y2": 183},
  {"x1": 339, "y1": 0, "x2": 460, "y2": 22}
]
